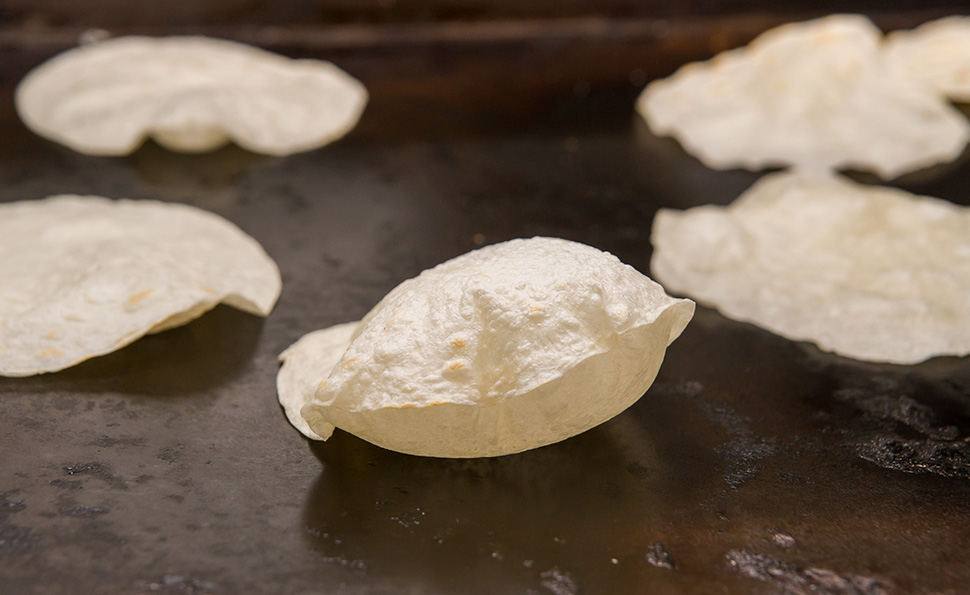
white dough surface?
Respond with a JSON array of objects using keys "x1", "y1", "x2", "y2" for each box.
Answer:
[
  {"x1": 637, "y1": 14, "x2": 970, "y2": 179},
  {"x1": 0, "y1": 195, "x2": 281, "y2": 376},
  {"x1": 651, "y1": 171, "x2": 970, "y2": 364},
  {"x1": 16, "y1": 36, "x2": 368, "y2": 156},
  {"x1": 278, "y1": 237, "x2": 694, "y2": 457}
]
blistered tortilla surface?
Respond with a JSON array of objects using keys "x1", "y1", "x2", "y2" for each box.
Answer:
[
  {"x1": 15, "y1": 36, "x2": 368, "y2": 156},
  {"x1": 280, "y1": 237, "x2": 694, "y2": 457},
  {"x1": 0, "y1": 195, "x2": 281, "y2": 376},
  {"x1": 637, "y1": 14, "x2": 970, "y2": 179},
  {"x1": 650, "y1": 171, "x2": 970, "y2": 364}
]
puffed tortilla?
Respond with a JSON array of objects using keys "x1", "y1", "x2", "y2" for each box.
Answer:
[
  {"x1": 885, "y1": 16, "x2": 970, "y2": 102},
  {"x1": 15, "y1": 36, "x2": 368, "y2": 156},
  {"x1": 278, "y1": 237, "x2": 694, "y2": 458},
  {"x1": 650, "y1": 171, "x2": 970, "y2": 364},
  {"x1": 637, "y1": 14, "x2": 970, "y2": 179},
  {"x1": 0, "y1": 195, "x2": 281, "y2": 376}
]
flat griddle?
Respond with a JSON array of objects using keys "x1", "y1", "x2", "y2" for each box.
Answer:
[{"x1": 1, "y1": 8, "x2": 969, "y2": 594}]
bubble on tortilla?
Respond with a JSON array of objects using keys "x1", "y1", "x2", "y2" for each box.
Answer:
[
  {"x1": 0, "y1": 195, "x2": 281, "y2": 376},
  {"x1": 15, "y1": 35, "x2": 368, "y2": 156},
  {"x1": 636, "y1": 14, "x2": 970, "y2": 179},
  {"x1": 885, "y1": 16, "x2": 970, "y2": 102},
  {"x1": 277, "y1": 237, "x2": 694, "y2": 458},
  {"x1": 650, "y1": 170, "x2": 970, "y2": 364}
]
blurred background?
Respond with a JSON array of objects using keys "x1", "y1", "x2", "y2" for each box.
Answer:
[{"x1": 3, "y1": 0, "x2": 967, "y2": 140}]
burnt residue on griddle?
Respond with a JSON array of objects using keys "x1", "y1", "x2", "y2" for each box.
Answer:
[
  {"x1": 93, "y1": 435, "x2": 149, "y2": 449},
  {"x1": 63, "y1": 462, "x2": 130, "y2": 490},
  {"x1": 49, "y1": 478, "x2": 84, "y2": 491},
  {"x1": 855, "y1": 436, "x2": 970, "y2": 479},
  {"x1": 834, "y1": 386, "x2": 957, "y2": 439},
  {"x1": 725, "y1": 549, "x2": 892, "y2": 595},
  {"x1": 1, "y1": 492, "x2": 26, "y2": 518},
  {"x1": 0, "y1": 521, "x2": 35, "y2": 558},
  {"x1": 539, "y1": 567, "x2": 579, "y2": 595},
  {"x1": 716, "y1": 436, "x2": 777, "y2": 487},
  {"x1": 58, "y1": 505, "x2": 109, "y2": 519},
  {"x1": 644, "y1": 542, "x2": 675, "y2": 570},
  {"x1": 669, "y1": 380, "x2": 778, "y2": 487},
  {"x1": 133, "y1": 575, "x2": 220, "y2": 594},
  {"x1": 156, "y1": 444, "x2": 186, "y2": 464},
  {"x1": 828, "y1": 371, "x2": 970, "y2": 480},
  {"x1": 0, "y1": 491, "x2": 34, "y2": 557},
  {"x1": 765, "y1": 528, "x2": 797, "y2": 549}
]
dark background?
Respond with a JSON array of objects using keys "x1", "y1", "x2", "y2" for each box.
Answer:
[{"x1": 1, "y1": 2, "x2": 970, "y2": 594}]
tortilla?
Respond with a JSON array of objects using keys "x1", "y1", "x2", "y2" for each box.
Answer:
[
  {"x1": 0, "y1": 195, "x2": 281, "y2": 376},
  {"x1": 885, "y1": 16, "x2": 970, "y2": 102},
  {"x1": 650, "y1": 170, "x2": 970, "y2": 363},
  {"x1": 278, "y1": 237, "x2": 694, "y2": 457},
  {"x1": 637, "y1": 14, "x2": 970, "y2": 179},
  {"x1": 277, "y1": 322, "x2": 358, "y2": 441},
  {"x1": 15, "y1": 36, "x2": 368, "y2": 156}
]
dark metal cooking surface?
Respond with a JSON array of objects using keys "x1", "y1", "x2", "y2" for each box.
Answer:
[{"x1": 2, "y1": 13, "x2": 970, "y2": 594}]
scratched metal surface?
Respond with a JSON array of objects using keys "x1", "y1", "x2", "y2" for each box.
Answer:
[{"x1": 2, "y1": 12, "x2": 970, "y2": 594}]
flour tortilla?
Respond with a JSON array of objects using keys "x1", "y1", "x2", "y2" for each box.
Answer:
[
  {"x1": 637, "y1": 14, "x2": 970, "y2": 179},
  {"x1": 0, "y1": 195, "x2": 281, "y2": 376},
  {"x1": 278, "y1": 237, "x2": 694, "y2": 457},
  {"x1": 277, "y1": 322, "x2": 359, "y2": 440},
  {"x1": 15, "y1": 36, "x2": 368, "y2": 156},
  {"x1": 885, "y1": 16, "x2": 970, "y2": 102},
  {"x1": 650, "y1": 170, "x2": 970, "y2": 364}
]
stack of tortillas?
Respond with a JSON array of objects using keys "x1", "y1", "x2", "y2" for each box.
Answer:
[{"x1": 640, "y1": 14, "x2": 970, "y2": 364}]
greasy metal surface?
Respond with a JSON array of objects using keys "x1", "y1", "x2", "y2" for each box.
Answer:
[{"x1": 2, "y1": 27, "x2": 970, "y2": 594}]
